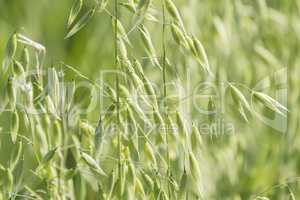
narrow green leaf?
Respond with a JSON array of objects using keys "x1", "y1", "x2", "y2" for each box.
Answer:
[
  {"x1": 67, "y1": 0, "x2": 83, "y2": 28},
  {"x1": 164, "y1": 0, "x2": 184, "y2": 28},
  {"x1": 81, "y1": 152, "x2": 107, "y2": 176},
  {"x1": 178, "y1": 170, "x2": 188, "y2": 199},
  {"x1": 189, "y1": 151, "x2": 200, "y2": 180},
  {"x1": 41, "y1": 147, "x2": 57, "y2": 165},
  {"x1": 253, "y1": 91, "x2": 287, "y2": 117},
  {"x1": 229, "y1": 83, "x2": 251, "y2": 111},
  {"x1": 2, "y1": 32, "x2": 17, "y2": 72},
  {"x1": 99, "y1": 0, "x2": 109, "y2": 12},
  {"x1": 10, "y1": 110, "x2": 19, "y2": 144},
  {"x1": 65, "y1": 8, "x2": 95, "y2": 39},
  {"x1": 10, "y1": 141, "x2": 23, "y2": 170}
]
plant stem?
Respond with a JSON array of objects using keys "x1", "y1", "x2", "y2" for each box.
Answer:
[
  {"x1": 162, "y1": 1, "x2": 171, "y2": 198},
  {"x1": 114, "y1": 0, "x2": 122, "y2": 199},
  {"x1": 162, "y1": 2, "x2": 167, "y2": 103}
]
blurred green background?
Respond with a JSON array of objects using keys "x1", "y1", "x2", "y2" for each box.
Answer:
[{"x1": 0, "y1": 0, "x2": 299, "y2": 199}]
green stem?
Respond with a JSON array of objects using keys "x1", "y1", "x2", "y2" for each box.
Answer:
[
  {"x1": 59, "y1": 115, "x2": 67, "y2": 199},
  {"x1": 162, "y1": 1, "x2": 171, "y2": 198},
  {"x1": 114, "y1": 0, "x2": 122, "y2": 199},
  {"x1": 162, "y1": 2, "x2": 167, "y2": 103}
]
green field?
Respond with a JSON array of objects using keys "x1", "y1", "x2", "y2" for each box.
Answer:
[{"x1": 0, "y1": 0, "x2": 299, "y2": 199}]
